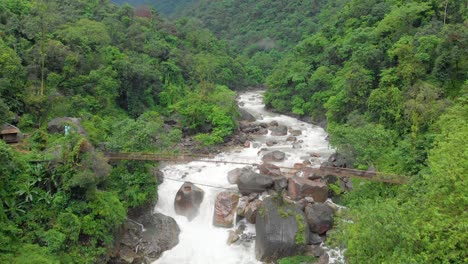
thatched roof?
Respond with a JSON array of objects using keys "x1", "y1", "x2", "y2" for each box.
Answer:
[{"x1": 0, "y1": 123, "x2": 20, "y2": 135}]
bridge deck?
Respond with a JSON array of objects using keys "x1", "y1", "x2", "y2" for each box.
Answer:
[{"x1": 104, "y1": 152, "x2": 407, "y2": 184}]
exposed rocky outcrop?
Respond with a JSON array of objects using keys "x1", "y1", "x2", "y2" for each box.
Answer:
[
  {"x1": 174, "y1": 182, "x2": 205, "y2": 220},
  {"x1": 213, "y1": 192, "x2": 239, "y2": 228},
  {"x1": 255, "y1": 197, "x2": 309, "y2": 262},
  {"x1": 112, "y1": 212, "x2": 180, "y2": 264},
  {"x1": 288, "y1": 176, "x2": 328, "y2": 202},
  {"x1": 47, "y1": 117, "x2": 87, "y2": 136}
]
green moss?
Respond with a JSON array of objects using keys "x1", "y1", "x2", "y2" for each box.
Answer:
[
  {"x1": 278, "y1": 255, "x2": 316, "y2": 264},
  {"x1": 329, "y1": 183, "x2": 342, "y2": 196},
  {"x1": 278, "y1": 207, "x2": 293, "y2": 218},
  {"x1": 295, "y1": 214, "x2": 307, "y2": 245},
  {"x1": 259, "y1": 205, "x2": 266, "y2": 217}
]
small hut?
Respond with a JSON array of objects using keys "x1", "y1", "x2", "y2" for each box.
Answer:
[{"x1": 0, "y1": 123, "x2": 21, "y2": 143}]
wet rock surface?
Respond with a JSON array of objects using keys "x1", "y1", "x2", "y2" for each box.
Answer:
[
  {"x1": 213, "y1": 192, "x2": 239, "y2": 228},
  {"x1": 174, "y1": 182, "x2": 205, "y2": 220}
]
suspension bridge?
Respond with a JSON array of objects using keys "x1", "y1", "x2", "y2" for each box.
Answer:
[{"x1": 103, "y1": 152, "x2": 408, "y2": 184}]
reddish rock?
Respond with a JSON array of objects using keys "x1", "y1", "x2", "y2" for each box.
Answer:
[
  {"x1": 245, "y1": 199, "x2": 262, "y2": 224},
  {"x1": 258, "y1": 163, "x2": 282, "y2": 176},
  {"x1": 174, "y1": 182, "x2": 205, "y2": 220},
  {"x1": 213, "y1": 192, "x2": 239, "y2": 228},
  {"x1": 287, "y1": 176, "x2": 328, "y2": 202},
  {"x1": 302, "y1": 167, "x2": 321, "y2": 180},
  {"x1": 244, "y1": 141, "x2": 251, "y2": 148},
  {"x1": 286, "y1": 136, "x2": 297, "y2": 142}
]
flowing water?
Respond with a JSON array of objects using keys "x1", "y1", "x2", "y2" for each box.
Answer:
[{"x1": 153, "y1": 91, "x2": 336, "y2": 264}]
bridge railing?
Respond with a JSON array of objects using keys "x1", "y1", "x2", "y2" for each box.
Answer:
[{"x1": 104, "y1": 152, "x2": 408, "y2": 184}]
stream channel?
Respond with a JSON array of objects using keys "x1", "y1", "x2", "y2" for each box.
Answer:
[{"x1": 152, "y1": 90, "x2": 337, "y2": 264}]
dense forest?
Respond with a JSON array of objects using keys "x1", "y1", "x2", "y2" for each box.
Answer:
[
  {"x1": 0, "y1": 0, "x2": 247, "y2": 262},
  {"x1": 0, "y1": 0, "x2": 467, "y2": 263},
  {"x1": 262, "y1": 0, "x2": 467, "y2": 262},
  {"x1": 112, "y1": 0, "x2": 198, "y2": 15}
]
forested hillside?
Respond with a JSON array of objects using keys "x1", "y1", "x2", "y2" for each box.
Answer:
[
  {"x1": 112, "y1": 0, "x2": 198, "y2": 15},
  {"x1": 180, "y1": 0, "x2": 341, "y2": 83},
  {"x1": 0, "y1": 0, "x2": 246, "y2": 262},
  {"x1": 264, "y1": 0, "x2": 467, "y2": 262}
]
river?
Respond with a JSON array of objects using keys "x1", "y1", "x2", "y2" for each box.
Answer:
[{"x1": 152, "y1": 90, "x2": 337, "y2": 264}]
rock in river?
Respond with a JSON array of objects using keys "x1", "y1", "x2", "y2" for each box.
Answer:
[
  {"x1": 112, "y1": 212, "x2": 180, "y2": 264},
  {"x1": 270, "y1": 125, "x2": 288, "y2": 136},
  {"x1": 255, "y1": 197, "x2": 309, "y2": 262},
  {"x1": 262, "y1": 150, "x2": 286, "y2": 162},
  {"x1": 288, "y1": 176, "x2": 328, "y2": 203},
  {"x1": 174, "y1": 182, "x2": 205, "y2": 221},
  {"x1": 304, "y1": 203, "x2": 334, "y2": 235},
  {"x1": 213, "y1": 191, "x2": 239, "y2": 228},
  {"x1": 236, "y1": 169, "x2": 274, "y2": 195}
]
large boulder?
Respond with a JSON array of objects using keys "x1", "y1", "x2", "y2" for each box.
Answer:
[
  {"x1": 237, "y1": 169, "x2": 274, "y2": 195},
  {"x1": 288, "y1": 176, "x2": 328, "y2": 202},
  {"x1": 213, "y1": 192, "x2": 239, "y2": 228},
  {"x1": 258, "y1": 163, "x2": 282, "y2": 176},
  {"x1": 302, "y1": 167, "x2": 321, "y2": 180},
  {"x1": 262, "y1": 150, "x2": 286, "y2": 162},
  {"x1": 47, "y1": 117, "x2": 87, "y2": 136},
  {"x1": 227, "y1": 167, "x2": 250, "y2": 184},
  {"x1": 271, "y1": 175, "x2": 288, "y2": 192},
  {"x1": 239, "y1": 108, "x2": 256, "y2": 122},
  {"x1": 255, "y1": 197, "x2": 310, "y2": 262},
  {"x1": 270, "y1": 125, "x2": 288, "y2": 136},
  {"x1": 322, "y1": 152, "x2": 350, "y2": 168},
  {"x1": 304, "y1": 203, "x2": 334, "y2": 235},
  {"x1": 174, "y1": 182, "x2": 205, "y2": 220},
  {"x1": 244, "y1": 199, "x2": 262, "y2": 224},
  {"x1": 113, "y1": 212, "x2": 180, "y2": 264}
]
